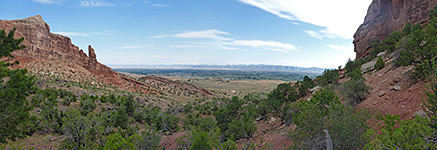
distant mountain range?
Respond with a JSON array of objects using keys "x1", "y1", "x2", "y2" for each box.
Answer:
[{"x1": 109, "y1": 64, "x2": 326, "y2": 73}]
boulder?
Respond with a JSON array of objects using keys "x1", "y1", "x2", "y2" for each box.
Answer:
[
  {"x1": 392, "y1": 86, "x2": 401, "y2": 91},
  {"x1": 378, "y1": 91, "x2": 386, "y2": 97},
  {"x1": 414, "y1": 110, "x2": 428, "y2": 118},
  {"x1": 268, "y1": 117, "x2": 277, "y2": 124},
  {"x1": 361, "y1": 59, "x2": 377, "y2": 73},
  {"x1": 310, "y1": 86, "x2": 321, "y2": 95},
  {"x1": 377, "y1": 51, "x2": 387, "y2": 57}
]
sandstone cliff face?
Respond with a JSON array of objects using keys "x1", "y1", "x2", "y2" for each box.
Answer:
[
  {"x1": 0, "y1": 15, "x2": 213, "y2": 97},
  {"x1": 354, "y1": 0, "x2": 437, "y2": 58},
  {"x1": 0, "y1": 15, "x2": 114, "y2": 77}
]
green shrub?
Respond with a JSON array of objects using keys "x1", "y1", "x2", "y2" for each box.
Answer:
[
  {"x1": 224, "y1": 113, "x2": 257, "y2": 141},
  {"x1": 374, "y1": 56, "x2": 385, "y2": 70},
  {"x1": 103, "y1": 133, "x2": 135, "y2": 150},
  {"x1": 317, "y1": 69, "x2": 339, "y2": 86},
  {"x1": 219, "y1": 140, "x2": 238, "y2": 150},
  {"x1": 123, "y1": 95, "x2": 136, "y2": 116},
  {"x1": 345, "y1": 59, "x2": 362, "y2": 74},
  {"x1": 157, "y1": 113, "x2": 180, "y2": 132},
  {"x1": 297, "y1": 76, "x2": 316, "y2": 98},
  {"x1": 422, "y1": 60, "x2": 437, "y2": 128},
  {"x1": 177, "y1": 127, "x2": 221, "y2": 150},
  {"x1": 403, "y1": 23, "x2": 413, "y2": 35},
  {"x1": 213, "y1": 96, "x2": 257, "y2": 141},
  {"x1": 396, "y1": 51, "x2": 414, "y2": 66},
  {"x1": 114, "y1": 106, "x2": 129, "y2": 129},
  {"x1": 133, "y1": 106, "x2": 151, "y2": 123},
  {"x1": 134, "y1": 106, "x2": 179, "y2": 132},
  {"x1": 342, "y1": 79, "x2": 369, "y2": 106},
  {"x1": 364, "y1": 115, "x2": 436, "y2": 150},
  {"x1": 61, "y1": 93, "x2": 76, "y2": 106},
  {"x1": 290, "y1": 88, "x2": 370, "y2": 149},
  {"x1": 348, "y1": 68, "x2": 364, "y2": 81},
  {"x1": 266, "y1": 82, "x2": 298, "y2": 115},
  {"x1": 183, "y1": 115, "x2": 217, "y2": 132},
  {"x1": 134, "y1": 131, "x2": 161, "y2": 150},
  {"x1": 80, "y1": 96, "x2": 97, "y2": 115},
  {"x1": 61, "y1": 110, "x2": 106, "y2": 149}
]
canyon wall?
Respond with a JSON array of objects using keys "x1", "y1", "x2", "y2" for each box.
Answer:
[{"x1": 354, "y1": 0, "x2": 437, "y2": 58}]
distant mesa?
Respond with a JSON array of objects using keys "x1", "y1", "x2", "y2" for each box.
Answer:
[
  {"x1": 110, "y1": 64, "x2": 326, "y2": 74},
  {"x1": 354, "y1": 0, "x2": 437, "y2": 59}
]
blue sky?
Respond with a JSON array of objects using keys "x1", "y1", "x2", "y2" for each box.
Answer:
[{"x1": 1, "y1": 0, "x2": 372, "y2": 68}]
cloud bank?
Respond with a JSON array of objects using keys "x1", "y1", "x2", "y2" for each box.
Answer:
[
  {"x1": 80, "y1": 0, "x2": 115, "y2": 7},
  {"x1": 239, "y1": 0, "x2": 372, "y2": 39},
  {"x1": 33, "y1": 0, "x2": 56, "y2": 4},
  {"x1": 153, "y1": 29, "x2": 298, "y2": 53},
  {"x1": 174, "y1": 29, "x2": 232, "y2": 41}
]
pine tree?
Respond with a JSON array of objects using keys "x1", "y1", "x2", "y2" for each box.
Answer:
[
  {"x1": 0, "y1": 29, "x2": 36, "y2": 143},
  {"x1": 374, "y1": 56, "x2": 385, "y2": 70}
]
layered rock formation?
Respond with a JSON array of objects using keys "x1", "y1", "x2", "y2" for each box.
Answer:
[
  {"x1": 353, "y1": 0, "x2": 437, "y2": 58},
  {"x1": 0, "y1": 15, "x2": 213, "y2": 97},
  {"x1": 0, "y1": 15, "x2": 114, "y2": 77}
]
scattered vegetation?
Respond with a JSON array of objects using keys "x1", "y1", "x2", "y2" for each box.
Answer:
[
  {"x1": 374, "y1": 56, "x2": 385, "y2": 70},
  {"x1": 290, "y1": 88, "x2": 371, "y2": 149},
  {"x1": 316, "y1": 69, "x2": 339, "y2": 86},
  {"x1": 364, "y1": 114, "x2": 436, "y2": 150}
]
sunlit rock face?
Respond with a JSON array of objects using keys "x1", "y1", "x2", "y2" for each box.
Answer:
[{"x1": 354, "y1": 0, "x2": 437, "y2": 58}]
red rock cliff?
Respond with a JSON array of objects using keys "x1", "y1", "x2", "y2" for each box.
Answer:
[
  {"x1": 353, "y1": 0, "x2": 437, "y2": 58},
  {"x1": 0, "y1": 15, "x2": 214, "y2": 97},
  {"x1": 0, "y1": 15, "x2": 115, "y2": 77}
]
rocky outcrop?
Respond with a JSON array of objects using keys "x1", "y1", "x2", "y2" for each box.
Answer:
[
  {"x1": 0, "y1": 15, "x2": 114, "y2": 77},
  {"x1": 353, "y1": 0, "x2": 437, "y2": 58},
  {"x1": 88, "y1": 45, "x2": 96, "y2": 59},
  {"x1": 0, "y1": 15, "x2": 214, "y2": 97}
]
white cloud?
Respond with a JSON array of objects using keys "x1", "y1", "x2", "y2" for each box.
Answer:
[
  {"x1": 239, "y1": 0, "x2": 372, "y2": 39},
  {"x1": 171, "y1": 42, "x2": 222, "y2": 49},
  {"x1": 290, "y1": 22, "x2": 300, "y2": 25},
  {"x1": 151, "y1": 3, "x2": 168, "y2": 7},
  {"x1": 174, "y1": 29, "x2": 233, "y2": 41},
  {"x1": 33, "y1": 0, "x2": 55, "y2": 4},
  {"x1": 326, "y1": 44, "x2": 353, "y2": 52},
  {"x1": 54, "y1": 32, "x2": 90, "y2": 37},
  {"x1": 156, "y1": 30, "x2": 299, "y2": 53},
  {"x1": 150, "y1": 35, "x2": 169, "y2": 38},
  {"x1": 121, "y1": 46, "x2": 142, "y2": 49},
  {"x1": 221, "y1": 46, "x2": 239, "y2": 50},
  {"x1": 303, "y1": 30, "x2": 323, "y2": 39},
  {"x1": 93, "y1": 31, "x2": 113, "y2": 36},
  {"x1": 120, "y1": 45, "x2": 153, "y2": 49},
  {"x1": 171, "y1": 45, "x2": 198, "y2": 48},
  {"x1": 80, "y1": 0, "x2": 115, "y2": 7},
  {"x1": 225, "y1": 40, "x2": 300, "y2": 53}
]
